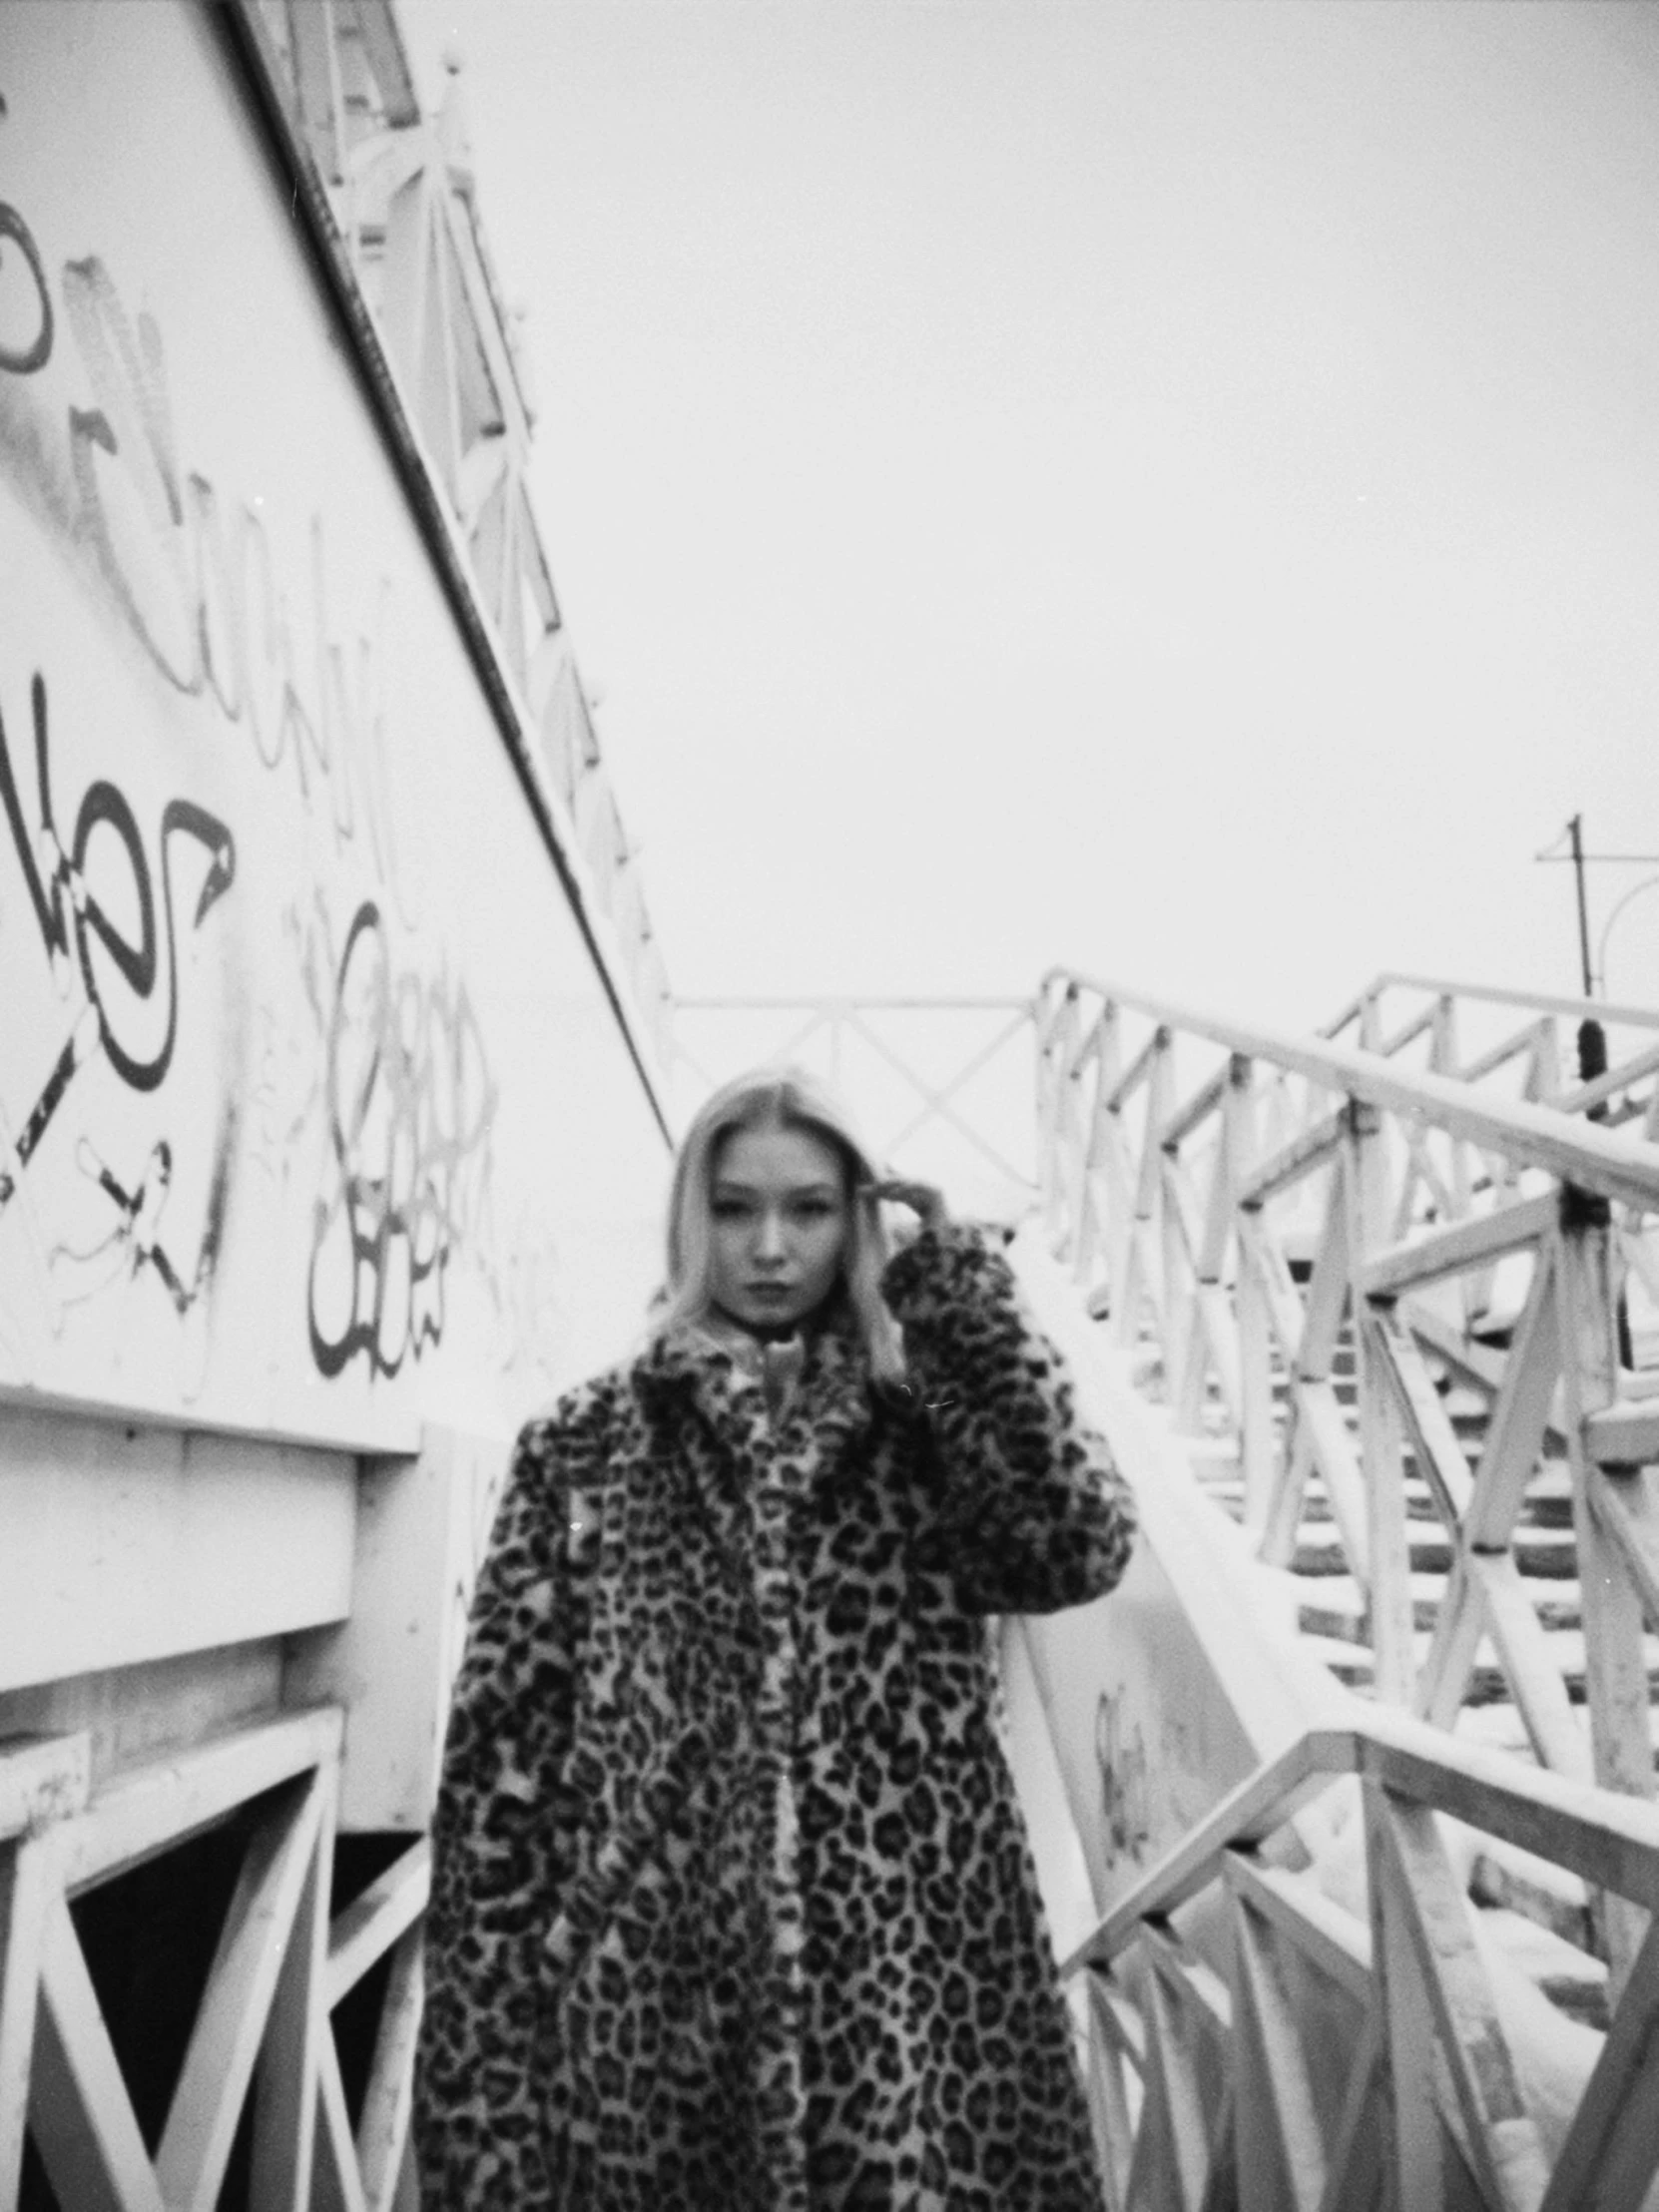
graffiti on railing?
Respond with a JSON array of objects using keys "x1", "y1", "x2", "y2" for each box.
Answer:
[{"x1": 1094, "y1": 1688, "x2": 1153, "y2": 1862}]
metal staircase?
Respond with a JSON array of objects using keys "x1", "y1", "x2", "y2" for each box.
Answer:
[
  {"x1": 1021, "y1": 967, "x2": 1659, "y2": 2209},
  {"x1": 1183, "y1": 1320, "x2": 1621, "y2": 2028},
  {"x1": 1254, "y1": 1333, "x2": 1634, "y2": 1709}
]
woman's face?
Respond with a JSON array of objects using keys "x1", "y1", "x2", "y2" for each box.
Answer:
[{"x1": 708, "y1": 1121, "x2": 852, "y2": 1333}]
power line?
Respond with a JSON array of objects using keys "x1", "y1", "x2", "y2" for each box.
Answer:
[{"x1": 1534, "y1": 816, "x2": 1659, "y2": 998}]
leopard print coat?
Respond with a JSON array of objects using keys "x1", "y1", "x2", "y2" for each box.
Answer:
[{"x1": 414, "y1": 1223, "x2": 1135, "y2": 2209}]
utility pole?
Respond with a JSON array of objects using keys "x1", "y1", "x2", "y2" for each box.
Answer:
[
  {"x1": 1536, "y1": 816, "x2": 1659, "y2": 1000},
  {"x1": 1568, "y1": 814, "x2": 1593, "y2": 999},
  {"x1": 1535, "y1": 815, "x2": 1654, "y2": 1373}
]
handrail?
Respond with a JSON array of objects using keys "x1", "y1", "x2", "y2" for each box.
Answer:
[
  {"x1": 1039, "y1": 965, "x2": 1659, "y2": 1211},
  {"x1": 1323, "y1": 972, "x2": 1659, "y2": 1143},
  {"x1": 1362, "y1": 1192, "x2": 1563, "y2": 1301},
  {"x1": 0, "y1": 1710, "x2": 427, "y2": 2211},
  {"x1": 1064, "y1": 1709, "x2": 1659, "y2": 2208},
  {"x1": 1350, "y1": 970, "x2": 1659, "y2": 1035},
  {"x1": 672, "y1": 994, "x2": 1039, "y2": 1198},
  {"x1": 1066, "y1": 1706, "x2": 1659, "y2": 1981}
]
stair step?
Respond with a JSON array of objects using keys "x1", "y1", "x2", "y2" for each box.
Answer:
[
  {"x1": 1202, "y1": 1467, "x2": 1575, "y2": 1533},
  {"x1": 1292, "y1": 1526, "x2": 1458, "y2": 1575},
  {"x1": 1446, "y1": 1406, "x2": 1499, "y2": 1441},
  {"x1": 1457, "y1": 1700, "x2": 1659, "y2": 1768},
  {"x1": 1297, "y1": 1576, "x2": 1583, "y2": 1645},
  {"x1": 1269, "y1": 1381, "x2": 1491, "y2": 1433},
  {"x1": 1297, "y1": 1578, "x2": 1443, "y2": 1643},
  {"x1": 1518, "y1": 1470, "x2": 1576, "y2": 1528},
  {"x1": 1272, "y1": 1378, "x2": 1361, "y2": 1410},
  {"x1": 1300, "y1": 1628, "x2": 1659, "y2": 1705},
  {"x1": 1297, "y1": 1632, "x2": 1387, "y2": 1689},
  {"x1": 1203, "y1": 1478, "x2": 1448, "y2": 1525},
  {"x1": 1288, "y1": 1525, "x2": 1580, "y2": 1580},
  {"x1": 1467, "y1": 1834, "x2": 1594, "y2": 1954},
  {"x1": 1480, "y1": 1907, "x2": 1608, "y2": 2031}
]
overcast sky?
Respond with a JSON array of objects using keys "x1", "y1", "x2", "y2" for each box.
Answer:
[{"x1": 394, "y1": 2, "x2": 1659, "y2": 1034}]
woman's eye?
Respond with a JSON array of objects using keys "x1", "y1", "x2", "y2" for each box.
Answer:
[{"x1": 712, "y1": 1198, "x2": 750, "y2": 1222}]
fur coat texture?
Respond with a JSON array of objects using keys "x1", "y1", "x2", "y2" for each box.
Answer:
[{"x1": 414, "y1": 1222, "x2": 1136, "y2": 2209}]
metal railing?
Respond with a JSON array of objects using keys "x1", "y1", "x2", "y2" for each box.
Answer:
[
  {"x1": 1324, "y1": 972, "x2": 1659, "y2": 1136},
  {"x1": 1065, "y1": 1705, "x2": 1659, "y2": 2211},
  {"x1": 0, "y1": 1710, "x2": 427, "y2": 2212},
  {"x1": 672, "y1": 995, "x2": 1038, "y2": 1208},
  {"x1": 1035, "y1": 967, "x2": 1659, "y2": 1987},
  {"x1": 237, "y1": 0, "x2": 672, "y2": 1079}
]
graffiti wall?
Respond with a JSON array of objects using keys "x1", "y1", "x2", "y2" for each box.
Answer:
[{"x1": 0, "y1": 4, "x2": 670, "y2": 1449}]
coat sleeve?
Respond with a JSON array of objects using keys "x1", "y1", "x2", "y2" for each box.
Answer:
[
  {"x1": 882, "y1": 1221, "x2": 1136, "y2": 1616},
  {"x1": 413, "y1": 1388, "x2": 608, "y2": 2206}
]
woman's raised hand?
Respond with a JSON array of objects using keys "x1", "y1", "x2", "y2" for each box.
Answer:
[{"x1": 867, "y1": 1177, "x2": 949, "y2": 1234}]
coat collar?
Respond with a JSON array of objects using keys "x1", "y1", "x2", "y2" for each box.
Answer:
[{"x1": 636, "y1": 1301, "x2": 875, "y2": 1472}]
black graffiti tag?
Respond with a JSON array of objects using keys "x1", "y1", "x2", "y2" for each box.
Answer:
[
  {"x1": 46, "y1": 257, "x2": 413, "y2": 915},
  {"x1": 0, "y1": 199, "x2": 52, "y2": 375},
  {"x1": 0, "y1": 670, "x2": 236, "y2": 1104},
  {"x1": 0, "y1": 233, "x2": 412, "y2": 919},
  {"x1": 307, "y1": 900, "x2": 498, "y2": 1381},
  {"x1": 0, "y1": 201, "x2": 51, "y2": 374}
]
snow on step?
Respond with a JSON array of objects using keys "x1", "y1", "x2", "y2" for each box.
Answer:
[
  {"x1": 1478, "y1": 1908, "x2": 1607, "y2": 2031},
  {"x1": 1288, "y1": 1523, "x2": 1580, "y2": 1580},
  {"x1": 1297, "y1": 1573, "x2": 1583, "y2": 1643}
]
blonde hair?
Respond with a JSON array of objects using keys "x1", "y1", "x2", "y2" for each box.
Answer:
[{"x1": 657, "y1": 1066, "x2": 904, "y2": 1384}]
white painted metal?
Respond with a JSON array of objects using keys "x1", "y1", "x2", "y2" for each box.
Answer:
[
  {"x1": 0, "y1": 0, "x2": 669, "y2": 1451},
  {"x1": 0, "y1": 5, "x2": 673, "y2": 2196},
  {"x1": 0, "y1": 1416, "x2": 355, "y2": 1693},
  {"x1": 672, "y1": 994, "x2": 1039, "y2": 1220},
  {"x1": 285, "y1": 1425, "x2": 508, "y2": 1831},
  {"x1": 1062, "y1": 1711, "x2": 1659, "y2": 2209},
  {"x1": 0, "y1": 1713, "x2": 430, "y2": 2212},
  {"x1": 1035, "y1": 967, "x2": 1659, "y2": 1781}
]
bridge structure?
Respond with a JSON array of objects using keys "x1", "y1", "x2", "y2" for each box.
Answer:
[{"x1": 4, "y1": 8, "x2": 1659, "y2": 2211}]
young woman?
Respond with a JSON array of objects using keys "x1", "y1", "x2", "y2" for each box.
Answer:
[{"x1": 415, "y1": 1067, "x2": 1136, "y2": 2210}]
